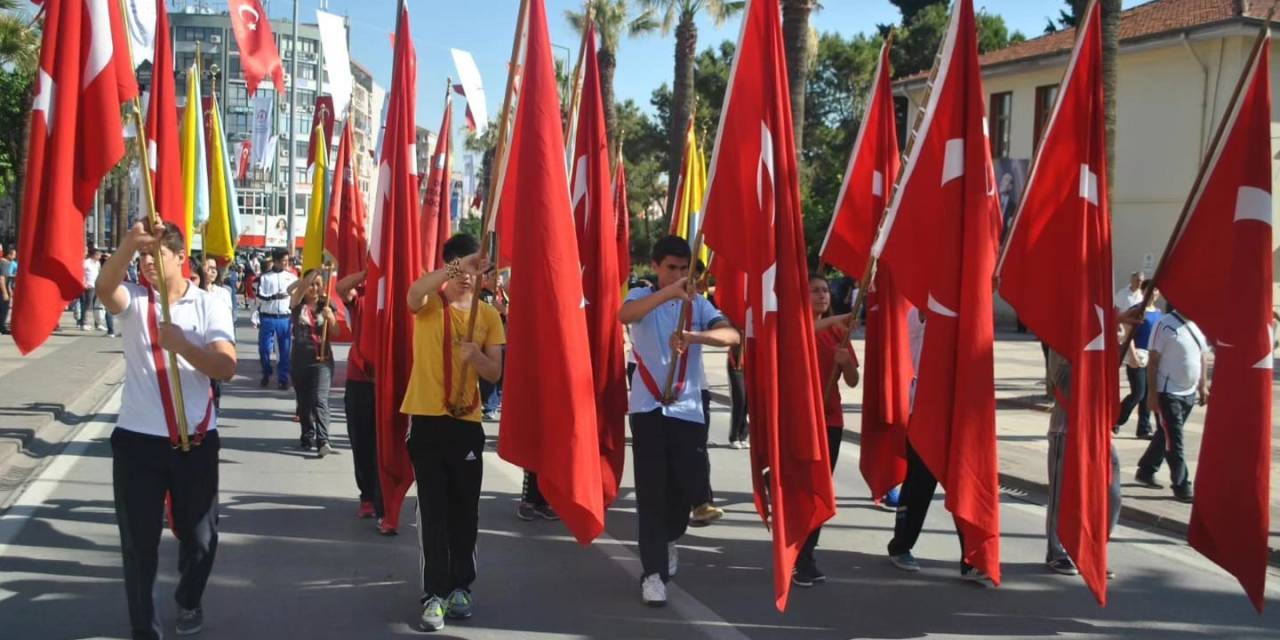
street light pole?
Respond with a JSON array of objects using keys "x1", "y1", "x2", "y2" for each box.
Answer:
[{"x1": 286, "y1": 0, "x2": 300, "y2": 250}]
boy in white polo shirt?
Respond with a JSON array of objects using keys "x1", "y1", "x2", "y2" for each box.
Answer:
[
  {"x1": 619, "y1": 235, "x2": 740, "y2": 607},
  {"x1": 97, "y1": 222, "x2": 237, "y2": 639}
]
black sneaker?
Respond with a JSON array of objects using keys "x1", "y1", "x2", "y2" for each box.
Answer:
[
  {"x1": 260, "y1": 376, "x2": 270, "y2": 388},
  {"x1": 1047, "y1": 558, "x2": 1079, "y2": 575},
  {"x1": 299, "y1": 437, "x2": 314, "y2": 450},
  {"x1": 1134, "y1": 470, "x2": 1162, "y2": 488},
  {"x1": 1173, "y1": 483, "x2": 1194, "y2": 503},
  {"x1": 515, "y1": 502, "x2": 537, "y2": 521},
  {"x1": 534, "y1": 504, "x2": 560, "y2": 521},
  {"x1": 278, "y1": 381, "x2": 290, "y2": 391},
  {"x1": 792, "y1": 565, "x2": 819, "y2": 588},
  {"x1": 1136, "y1": 430, "x2": 1154, "y2": 440},
  {"x1": 175, "y1": 607, "x2": 203, "y2": 636}
]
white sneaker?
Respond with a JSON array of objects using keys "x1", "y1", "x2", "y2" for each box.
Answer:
[
  {"x1": 641, "y1": 574, "x2": 667, "y2": 607},
  {"x1": 668, "y1": 542, "x2": 678, "y2": 577},
  {"x1": 730, "y1": 440, "x2": 745, "y2": 450}
]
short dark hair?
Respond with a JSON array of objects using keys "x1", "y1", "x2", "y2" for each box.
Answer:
[
  {"x1": 155, "y1": 222, "x2": 186, "y2": 256},
  {"x1": 271, "y1": 248, "x2": 289, "y2": 262},
  {"x1": 443, "y1": 233, "x2": 481, "y2": 263},
  {"x1": 651, "y1": 235, "x2": 692, "y2": 265}
]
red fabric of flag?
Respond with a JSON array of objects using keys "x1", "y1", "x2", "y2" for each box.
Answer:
[
  {"x1": 421, "y1": 101, "x2": 453, "y2": 271},
  {"x1": 305, "y1": 95, "x2": 336, "y2": 169},
  {"x1": 324, "y1": 119, "x2": 368, "y2": 278},
  {"x1": 998, "y1": 1, "x2": 1114, "y2": 604},
  {"x1": 700, "y1": 0, "x2": 835, "y2": 611},
  {"x1": 13, "y1": 0, "x2": 137, "y2": 354},
  {"x1": 819, "y1": 40, "x2": 909, "y2": 500},
  {"x1": 871, "y1": 0, "x2": 1003, "y2": 583},
  {"x1": 227, "y1": 0, "x2": 285, "y2": 95},
  {"x1": 358, "y1": 1, "x2": 422, "y2": 531},
  {"x1": 144, "y1": 0, "x2": 184, "y2": 236},
  {"x1": 237, "y1": 140, "x2": 251, "y2": 182},
  {"x1": 613, "y1": 154, "x2": 631, "y2": 285},
  {"x1": 1160, "y1": 32, "x2": 1273, "y2": 613},
  {"x1": 568, "y1": 26, "x2": 627, "y2": 507},
  {"x1": 496, "y1": 0, "x2": 604, "y2": 544}
]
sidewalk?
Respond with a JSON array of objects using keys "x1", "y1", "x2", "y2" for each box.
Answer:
[
  {"x1": 0, "y1": 312, "x2": 125, "y2": 507},
  {"x1": 701, "y1": 335, "x2": 1280, "y2": 564}
]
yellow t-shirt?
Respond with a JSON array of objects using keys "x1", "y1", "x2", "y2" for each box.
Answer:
[{"x1": 400, "y1": 295, "x2": 506, "y2": 422}]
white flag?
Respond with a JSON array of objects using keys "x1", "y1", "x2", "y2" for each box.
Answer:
[
  {"x1": 251, "y1": 92, "x2": 275, "y2": 169},
  {"x1": 260, "y1": 135, "x2": 279, "y2": 172},
  {"x1": 316, "y1": 10, "x2": 353, "y2": 118},
  {"x1": 123, "y1": 0, "x2": 156, "y2": 67},
  {"x1": 450, "y1": 48, "x2": 488, "y2": 135}
]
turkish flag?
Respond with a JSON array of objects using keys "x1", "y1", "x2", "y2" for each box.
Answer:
[
  {"x1": 358, "y1": 1, "x2": 422, "y2": 531},
  {"x1": 227, "y1": 0, "x2": 285, "y2": 95},
  {"x1": 568, "y1": 25, "x2": 628, "y2": 507},
  {"x1": 324, "y1": 119, "x2": 369, "y2": 279},
  {"x1": 420, "y1": 97, "x2": 453, "y2": 271},
  {"x1": 1159, "y1": 31, "x2": 1273, "y2": 612},
  {"x1": 144, "y1": 0, "x2": 184, "y2": 236},
  {"x1": 306, "y1": 95, "x2": 335, "y2": 169},
  {"x1": 820, "y1": 41, "x2": 909, "y2": 500},
  {"x1": 613, "y1": 152, "x2": 631, "y2": 286},
  {"x1": 13, "y1": 0, "x2": 137, "y2": 354},
  {"x1": 872, "y1": 0, "x2": 1003, "y2": 583},
  {"x1": 700, "y1": 0, "x2": 835, "y2": 611},
  {"x1": 998, "y1": 1, "x2": 1114, "y2": 603},
  {"x1": 497, "y1": 0, "x2": 605, "y2": 544},
  {"x1": 237, "y1": 139, "x2": 252, "y2": 182}
]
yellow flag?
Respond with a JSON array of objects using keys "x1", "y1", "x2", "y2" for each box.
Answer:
[
  {"x1": 205, "y1": 95, "x2": 236, "y2": 260},
  {"x1": 674, "y1": 122, "x2": 709, "y2": 265},
  {"x1": 301, "y1": 124, "x2": 329, "y2": 272},
  {"x1": 180, "y1": 65, "x2": 210, "y2": 248}
]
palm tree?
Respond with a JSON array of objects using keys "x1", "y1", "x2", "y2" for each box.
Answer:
[
  {"x1": 639, "y1": 0, "x2": 743, "y2": 215},
  {"x1": 781, "y1": 0, "x2": 819, "y2": 149},
  {"x1": 1100, "y1": 0, "x2": 1119, "y2": 212},
  {"x1": 567, "y1": 0, "x2": 659, "y2": 146}
]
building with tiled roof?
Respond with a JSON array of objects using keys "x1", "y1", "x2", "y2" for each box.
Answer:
[{"x1": 895, "y1": 0, "x2": 1280, "y2": 310}]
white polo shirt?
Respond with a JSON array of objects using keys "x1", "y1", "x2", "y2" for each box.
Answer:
[
  {"x1": 256, "y1": 269, "x2": 298, "y2": 315},
  {"x1": 117, "y1": 282, "x2": 235, "y2": 438},
  {"x1": 1149, "y1": 313, "x2": 1208, "y2": 397},
  {"x1": 83, "y1": 258, "x2": 100, "y2": 288},
  {"x1": 625, "y1": 287, "x2": 725, "y2": 424},
  {"x1": 1113, "y1": 286, "x2": 1142, "y2": 313}
]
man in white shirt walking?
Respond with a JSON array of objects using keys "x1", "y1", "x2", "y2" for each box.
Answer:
[
  {"x1": 97, "y1": 222, "x2": 237, "y2": 639},
  {"x1": 1135, "y1": 307, "x2": 1208, "y2": 502},
  {"x1": 255, "y1": 248, "x2": 298, "y2": 389},
  {"x1": 80, "y1": 248, "x2": 102, "y2": 330},
  {"x1": 1113, "y1": 271, "x2": 1144, "y2": 314}
]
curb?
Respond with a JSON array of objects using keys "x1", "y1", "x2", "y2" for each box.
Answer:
[{"x1": 706, "y1": 390, "x2": 1280, "y2": 568}]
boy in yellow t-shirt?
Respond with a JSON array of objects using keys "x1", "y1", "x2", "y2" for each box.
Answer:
[{"x1": 401, "y1": 234, "x2": 505, "y2": 632}]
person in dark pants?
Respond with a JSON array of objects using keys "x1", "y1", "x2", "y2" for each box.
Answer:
[
  {"x1": 401, "y1": 234, "x2": 505, "y2": 632},
  {"x1": 619, "y1": 236, "x2": 739, "y2": 607},
  {"x1": 289, "y1": 269, "x2": 338, "y2": 457},
  {"x1": 726, "y1": 343, "x2": 748, "y2": 447},
  {"x1": 337, "y1": 270, "x2": 383, "y2": 523},
  {"x1": 1117, "y1": 285, "x2": 1162, "y2": 438},
  {"x1": 97, "y1": 222, "x2": 237, "y2": 639},
  {"x1": 0, "y1": 243, "x2": 12, "y2": 334},
  {"x1": 515, "y1": 471, "x2": 556, "y2": 520},
  {"x1": 794, "y1": 275, "x2": 860, "y2": 587},
  {"x1": 254, "y1": 249, "x2": 297, "y2": 389},
  {"x1": 1136, "y1": 309, "x2": 1208, "y2": 502}
]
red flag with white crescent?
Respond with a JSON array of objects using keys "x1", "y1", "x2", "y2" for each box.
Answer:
[{"x1": 227, "y1": 0, "x2": 285, "y2": 95}]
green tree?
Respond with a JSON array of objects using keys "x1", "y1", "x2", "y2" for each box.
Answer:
[
  {"x1": 566, "y1": 0, "x2": 660, "y2": 146},
  {"x1": 888, "y1": 0, "x2": 942, "y2": 23},
  {"x1": 638, "y1": 0, "x2": 743, "y2": 216},
  {"x1": 890, "y1": 3, "x2": 1025, "y2": 78}
]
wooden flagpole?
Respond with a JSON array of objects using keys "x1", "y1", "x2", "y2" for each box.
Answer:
[
  {"x1": 452, "y1": 0, "x2": 532, "y2": 414},
  {"x1": 660, "y1": 227, "x2": 706, "y2": 404}
]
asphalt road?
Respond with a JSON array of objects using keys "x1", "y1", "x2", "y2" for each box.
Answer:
[{"x1": 1, "y1": 320, "x2": 1278, "y2": 639}]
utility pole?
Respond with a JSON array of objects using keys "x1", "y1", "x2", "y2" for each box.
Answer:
[{"x1": 286, "y1": 0, "x2": 300, "y2": 250}]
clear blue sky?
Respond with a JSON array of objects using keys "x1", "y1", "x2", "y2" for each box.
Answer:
[{"x1": 251, "y1": 0, "x2": 1148, "y2": 137}]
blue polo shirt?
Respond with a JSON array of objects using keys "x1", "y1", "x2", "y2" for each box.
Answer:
[{"x1": 625, "y1": 286, "x2": 725, "y2": 424}]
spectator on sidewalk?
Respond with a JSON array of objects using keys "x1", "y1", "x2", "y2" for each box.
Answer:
[
  {"x1": 336, "y1": 270, "x2": 384, "y2": 525},
  {"x1": 0, "y1": 243, "x2": 11, "y2": 335},
  {"x1": 793, "y1": 274, "x2": 860, "y2": 588},
  {"x1": 1044, "y1": 349, "x2": 1121, "y2": 576},
  {"x1": 1117, "y1": 284, "x2": 1162, "y2": 439},
  {"x1": 96, "y1": 222, "x2": 236, "y2": 640},
  {"x1": 99, "y1": 252, "x2": 116, "y2": 337},
  {"x1": 79, "y1": 248, "x2": 102, "y2": 331},
  {"x1": 255, "y1": 249, "x2": 297, "y2": 389},
  {"x1": 620, "y1": 235, "x2": 739, "y2": 607},
  {"x1": 401, "y1": 234, "x2": 505, "y2": 632},
  {"x1": 726, "y1": 342, "x2": 748, "y2": 448},
  {"x1": 289, "y1": 269, "x2": 339, "y2": 458},
  {"x1": 1113, "y1": 271, "x2": 1144, "y2": 314},
  {"x1": 1135, "y1": 306, "x2": 1208, "y2": 503}
]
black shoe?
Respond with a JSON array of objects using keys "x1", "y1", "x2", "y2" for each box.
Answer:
[
  {"x1": 1136, "y1": 430, "x2": 1154, "y2": 440},
  {"x1": 1173, "y1": 483, "x2": 1194, "y2": 503},
  {"x1": 792, "y1": 565, "x2": 820, "y2": 588},
  {"x1": 261, "y1": 376, "x2": 270, "y2": 388},
  {"x1": 175, "y1": 607, "x2": 203, "y2": 636},
  {"x1": 278, "y1": 381, "x2": 290, "y2": 390},
  {"x1": 300, "y1": 437, "x2": 314, "y2": 450},
  {"x1": 1134, "y1": 470, "x2": 1162, "y2": 488}
]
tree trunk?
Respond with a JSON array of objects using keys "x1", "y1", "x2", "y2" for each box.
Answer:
[
  {"x1": 782, "y1": 0, "x2": 815, "y2": 150},
  {"x1": 598, "y1": 47, "x2": 619, "y2": 151},
  {"x1": 12, "y1": 92, "x2": 30, "y2": 242},
  {"x1": 664, "y1": 15, "x2": 697, "y2": 223},
  {"x1": 1101, "y1": 0, "x2": 1120, "y2": 214}
]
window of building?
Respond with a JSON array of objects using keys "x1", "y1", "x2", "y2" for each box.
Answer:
[
  {"x1": 1034, "y1": 84, "x2": 1059, "y2": 151},
  {"x1": 988, "y1": 92, "x2": 1012, "y2": 159}
]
